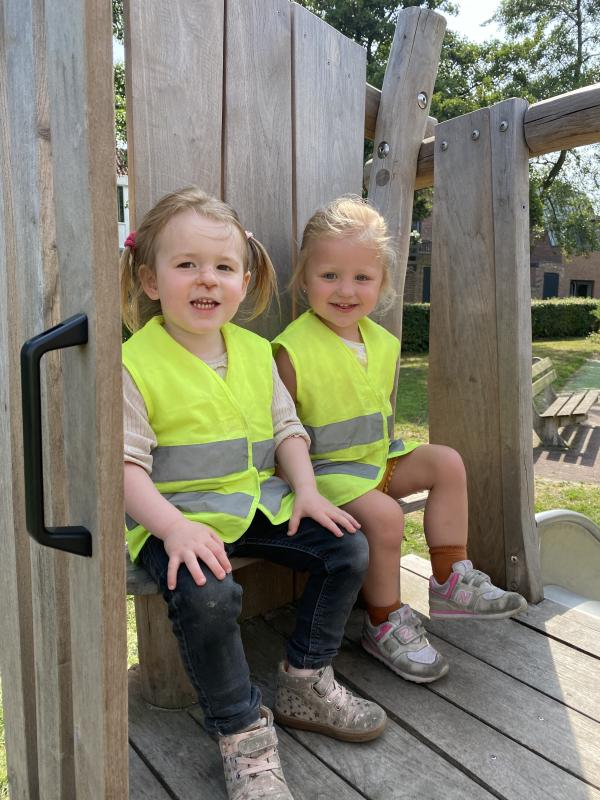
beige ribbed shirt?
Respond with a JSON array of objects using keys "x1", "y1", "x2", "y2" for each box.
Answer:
[{"x1": 123, "y1": 353, "x2": 309, "y2": 473}]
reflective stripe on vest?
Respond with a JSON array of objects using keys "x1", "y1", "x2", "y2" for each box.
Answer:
[
  {"x1": 389, "y1": 438, "x2": 406, "y2": 455},
  {"x1": 252, "y1": 439, "x2": 276, "y2": 471},
  {"x1": 152, "y1": 439, "x2": 249, "y2": 482},
  {"x1": 259, "y1": 476, "x2": 293, "y2": 515},
  {"x1": 312, "y1": 460, "x2": 381, "y2": 481},
  {"x1": 304, "y1": 412, "x2": 383, "y2": 455}
]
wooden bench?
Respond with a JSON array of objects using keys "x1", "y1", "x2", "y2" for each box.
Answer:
[
  {"x1": 127, "y1": 490, "x2": 428, "y2": 708},
  {"x1": 532, "y1": 357, "x2": 598, "y2": 448}
]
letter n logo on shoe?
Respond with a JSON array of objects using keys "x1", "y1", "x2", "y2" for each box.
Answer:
[{"x1": 455, "y1": 589, "x2": 473, "y2": 606}]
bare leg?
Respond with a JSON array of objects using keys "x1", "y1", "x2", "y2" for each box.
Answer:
[
  {"x1": 388, "y1": 444, "x2": 468, "y2": 549},
  {"x1": 343, "y1": 490, "x2": 405, "y2": 607}
]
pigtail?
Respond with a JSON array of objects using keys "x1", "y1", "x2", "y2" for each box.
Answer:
[
  {"x1": 245, "y1": 236, "x2": 279, "y2": 320},
  {"x1": 120, "y1": 244, "x2": 142, "y2": 333}
]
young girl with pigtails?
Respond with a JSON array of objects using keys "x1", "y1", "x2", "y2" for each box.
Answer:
[
  {"x1": 120, "y1": 187, "x2": 386, "y2": 800},
  {"x1": 273, "y1": 195, "x2": 527, "y2": 685}
]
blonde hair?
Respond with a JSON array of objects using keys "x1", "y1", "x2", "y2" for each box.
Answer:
[
  {"x1": 120, "y1": 186, "x2": 278, "y2": 332},
  {"x1": 291, "y1": 195, "x2": 397, "y2": 311}
]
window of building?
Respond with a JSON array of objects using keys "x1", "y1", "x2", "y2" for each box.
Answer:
[
  {"x1": 117, "y1": 185, "x2": 125, "y2": 224},
  {"x1": 422, "y1": 266, "x2": 431, "y2": 303},
  {"x1": 570, "y1": 280, "x2": 594, "y2": 298}
]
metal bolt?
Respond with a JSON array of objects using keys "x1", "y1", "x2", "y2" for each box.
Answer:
[
  {"x1": 490, "y1": 754, "x2": 497, "y2": 761},
  {"x1": 440, "y1": 140, "x2": 448, "y2": 151},
  {"x1": 538, "y1": 716, "x2": 545, "y2": 721},
  {"x1": 510, "y1": 555, "x2": 518, "y2": 563},
  {"x1": 417, "y1": 91, "x2": 428, "y2": 109},
  {"x1": 471, "y1": 129, "x2": 480, "y2": 141},
  {"x1": 377, "y1": 141, "x2": 390, "y2": 159},
  {"x1": 499, "y1": 120, "x2": 508, "y2": 132}
]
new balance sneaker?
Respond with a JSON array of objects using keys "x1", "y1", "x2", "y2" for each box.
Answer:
[
  {"x1": 274, "y1": 662, "x2": 386, "y2": 742},
  {"x1": 429, "y1": 560, "x2": 528, "y2": 620},
  {"x1": 361, "y1": 604, "x2": 449, "y2": 683},
  {"x1": 219, "y1": 706, "x2": 293, "y2": 800}
]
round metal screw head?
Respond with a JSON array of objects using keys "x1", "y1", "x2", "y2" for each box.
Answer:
[
  {"x1": 490, "y1": 755, "x2": 497, "y2": 761},
  {"x1": 417, "y1": 91, "x2": 428, "y2": 109},
  {"x1": 499, "y1": 120, "x2": 509, "y2": 132},
  {"x1": 510, "y1": 555, "x2": 518, "y2": 563},
  {"x1": 440, "y1": 140, "x2": 448, "y2": 151},
  {"x1": 377, "y1": 141, "x2": 390, "y2": 159},
  {"x1": 471, "y1": 129, "x2": 480, "y2": 141}
]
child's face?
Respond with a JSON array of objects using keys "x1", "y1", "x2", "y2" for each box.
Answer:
[
  {"x1": 140, "y1": 209, "x2": 250, "y2": 353},
  {"x1": 302, "y1": 235, "x2": 384, "y2": 340}
]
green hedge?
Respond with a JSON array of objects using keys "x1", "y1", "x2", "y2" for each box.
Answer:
[{"x1": 400, "y1": 298, "x2": 600, "y2": 352}]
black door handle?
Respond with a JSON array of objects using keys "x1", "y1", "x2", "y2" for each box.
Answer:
[{"x1": 20, "y1": 313, "x2": 92, "y2": 556}]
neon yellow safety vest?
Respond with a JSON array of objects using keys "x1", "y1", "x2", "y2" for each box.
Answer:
[
  {"x1": 124, "y1": 316, "x2": 295, "y2": 560},
  {"x1": 273, "y1": 310, "x2": 418, "y2": 507}
]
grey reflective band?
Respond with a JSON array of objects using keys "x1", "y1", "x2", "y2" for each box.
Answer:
[
  {"x1": 389, "y1": 438, "x2": 406, "y2": 454},
  {"x1": 125, "y1": 514, "x2": 138, "y2": 531},
  {"x1": 163, "y1": 490, "x2": 254, "y2": 518},
  {"x1": 312, "y1": 460, "x2": 380, "y2": 481},
  {"x1": 259, "y1": 476, "x2": 292, "y2": 515},
  {"x1": 305, "y1": 412, "x2": 383, "y2": 454},
  {"x1": 151, "y1": 438, "x2": 249, "y2": 482},
  {"x1": 252, "y1": 439, "x2": 275, "y2": 471},
  {"x1": 387, "y1": 414, "x2": 394, "y2": 438}
]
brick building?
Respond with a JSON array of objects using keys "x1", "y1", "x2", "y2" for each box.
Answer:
[{"x1": 403, "y1": 217, "x2": 600, "y2": 303}]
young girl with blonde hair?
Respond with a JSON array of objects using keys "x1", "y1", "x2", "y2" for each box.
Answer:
[
  {"x1": 121, "y1": 187, "x2": 386, "y2": 800},
  {"x1": 273, "y1": 195, "x2": 527, "y2": 684}
]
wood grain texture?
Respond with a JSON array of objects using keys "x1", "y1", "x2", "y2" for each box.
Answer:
[
  {"x1": 224, "y1": 0, "x2": 293, "y2": 338},
  {"x1": 129, "y1": 747, "x2": 173, "y2": 800},
  {"x1": 429, "y1": 102, "x2": 541, "y2": 598},
  {"x1": 125, "y1": 0, "x2": 224, "y2": 221},
  {"x1": 365, "y1": 83, "x2": 436, "y2": 141},
  {"x1": 489, "y1": 100, "x2": 541, "y2": 599},
  {"x1": 524, "y1": 84, "x2": 600, "y2": 155},
  {"x1": 42, "y1": 0, "x2": 129, "y2": 796},
  {"x1": 399, "y1": 565, "x2": 600, "y2": 724},
  {"x1": 367, "y1": 7, "x2": 445, "y2": 346},
  {"x1": 0, "y1": 2, "x2": 40, "y2": 795},
  {"x1": 293, "y1": 2, "x2": 366, "y2": 252}
]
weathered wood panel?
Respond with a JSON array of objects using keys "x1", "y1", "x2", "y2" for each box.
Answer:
[
  {"x1": 125, "y1": 0, "x2": 224, "y2": 220},
  {"x1": 224, "y1": 0, "x2": 293, "y2": 338},
  {"x1": 42, "y1": 0, "x2": 128, "y2": 796},
  {"x1": 399, "y1": 565, "x2": 600, "y2": 723},
  {"x1": 129, "y1": 747, "x2": 173, "y2": 800},
  {"x1": 429, "y1": 102, "x2": 541, "y2": 598},
  {"x1": 0, "y1": 2, "x2": 40, "y2": 794},
  {"x1": 293, "y1": 3, "x2": 366, "y2": 252},
  {"x1": 365, "y1": 83, "x2": 437, "y2": 141},
  {"x1": 368, "y1": 7, "x2": 445, "y2": 345}
]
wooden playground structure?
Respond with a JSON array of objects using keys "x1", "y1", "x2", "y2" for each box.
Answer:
[{"x1": 1, "y1": 0, "x2": 600, "y2": 797}]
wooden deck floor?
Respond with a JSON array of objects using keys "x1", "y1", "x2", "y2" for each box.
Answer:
[{"x1": 129, "y1": 555, "x2": 600, "y2": 799}]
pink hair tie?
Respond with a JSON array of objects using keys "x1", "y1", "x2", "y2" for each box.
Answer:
[
  {"x1": 124, "y1": 230, "x2": 137, "y2": 250},
  {"x1": 245, "y1": 230, "x2": 253, "y2": 240}
]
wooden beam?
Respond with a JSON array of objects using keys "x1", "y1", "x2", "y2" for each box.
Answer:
[
  {"x1": 367, "y1": 6, "x2": 446, "y2": 350},
  {"x1": 365, "y1": 83, "x2": 437, "y2": 141},
  {"x1": 524, "y1": 83, "x2": 600, "y2": 155}
]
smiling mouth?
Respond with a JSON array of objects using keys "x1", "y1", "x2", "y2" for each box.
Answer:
[
  {"x1": 331, "y1": 302, "x2": 358, "y2": 310},
  {"x1": 191, "y1": 299, "x2": 219, "y2": 310}
]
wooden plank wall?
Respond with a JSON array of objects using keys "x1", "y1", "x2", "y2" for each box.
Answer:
[
  {"x1": 126, "y1": 0, "x2": 366, "y2": 340},
  {"x1": 1, "y1": 0, "x2": 129, "y2": 798},
  {"x1": 429, "y1": 101, "x2": 542, "y2": 600}
]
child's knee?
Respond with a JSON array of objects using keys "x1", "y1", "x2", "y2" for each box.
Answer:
[
  {"x1": 174, "y1": 571, "x2": 243, "y2": 627},
  {"x1": 337, "y1": 529, "x2": 370, "y2": 577}
]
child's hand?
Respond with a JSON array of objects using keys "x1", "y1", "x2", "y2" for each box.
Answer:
[
  {"x1": 163, "y1": 518, "x2": 232, "y2": 590},
  {"x1": 288, "y1": 488, "x2": 360, "y2": 538}
]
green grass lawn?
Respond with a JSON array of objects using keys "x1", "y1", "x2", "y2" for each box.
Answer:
[{"x1": 1, "y1": 335, "x2": 598, "y2": 795}]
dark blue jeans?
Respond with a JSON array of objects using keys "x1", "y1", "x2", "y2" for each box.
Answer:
[{"x1": 138, "y1": 511, "x2": 369, "y2": 736}]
